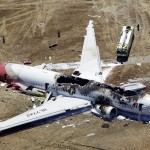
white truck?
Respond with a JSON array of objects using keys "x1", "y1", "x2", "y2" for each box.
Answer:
[{"x1": 116, "y1": 26, "x2": 134, "y2": 63}]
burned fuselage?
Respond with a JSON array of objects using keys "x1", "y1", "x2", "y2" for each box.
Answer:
[{"x1": 54, "y1": 74, "x2": 149, "y2": 121}]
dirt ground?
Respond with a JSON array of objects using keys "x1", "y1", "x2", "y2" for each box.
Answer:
[{"x1": 0, "y1": 0, "x2": 150, "y2": 149}]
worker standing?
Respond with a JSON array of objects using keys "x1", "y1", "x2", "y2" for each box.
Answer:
[
  {"x1": 57, "y1": 31, "x2": 60, "y2": 38},
  {"x1": 137, "y1": 24, "x2": 140, "y2": 31}
]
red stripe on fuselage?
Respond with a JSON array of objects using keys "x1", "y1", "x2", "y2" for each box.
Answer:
[{"x1": 0, "y1": 64, "x2": 6, "y2": 81}]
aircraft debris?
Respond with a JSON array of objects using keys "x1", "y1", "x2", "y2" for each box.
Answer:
[
  {"x1": 88, "y1": 15, "x2": 101, "y2": 18},
  {"x1": 117, "y1": 115, "x2": 126, "y2": 120},
  {"x1": 0, "y1": 36, "x2": 5, "y2": 44},
  {"x1": 31, "y1": 97, "x2": 35, "y2": 102},
  {"x1": 62, "y1": 124, "x2": 75, "y2": 128},
  {"x1": 101, "y1": 124, "x2": 109, "y2": 128},
  {"x1": 37, "y1": 22, "x2": 44, "y2": 28},
  {"x1": 136, "y1": 63, "x2": 141, "y2": 66},
  {"x1": 123, "y1": 123, "x2": 129, "y2": 127},
  {"x1": 23, "y1": 59, "x2": 32, "y2": 65},
  {"x1": 0, "y1": 83, "x2": 6, "y2": 87},
  {"x1": 128, "y1": 77, "x2": 150, "y2": 83},
  {"x1": 82, "y1": 119, "x2": 90, "y2": 123},
  {"x1": 49, "y1": 43, "x2": 57, "y2": 48},
  {"x1": 85, "y1": 133, "x2": 95, "y2": 137},
  {"x1": 32, "y1": 104, "x2": 36, "y2": 109},
  {"x1": 49, "y1": 56, "x2": 51, "y2": 60}
]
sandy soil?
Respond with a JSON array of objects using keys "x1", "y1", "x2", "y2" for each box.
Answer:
[{"x1": 0, "y1": 0, "x2": 150, "y2": 150}]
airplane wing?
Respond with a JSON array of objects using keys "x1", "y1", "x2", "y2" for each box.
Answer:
[
  {"x1": 73, "y1": 20, "x2": 103, "y2": 82},
  {"x1": 35, "y1": 62, "x2": 80, "y2": 70},
  {"x1": 35, "y1": 60, "x2": 120, "y2": 70},
  {"x1": 0, "y1": 96, "x2": 91, "y2": 132}
]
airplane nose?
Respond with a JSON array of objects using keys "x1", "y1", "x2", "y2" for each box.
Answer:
[{"x1": 0, "y1": 64, "x2": 6, "y2": 81}]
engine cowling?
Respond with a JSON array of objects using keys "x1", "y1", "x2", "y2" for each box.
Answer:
[{"x1": 91, "y1": 105, "x2": 117, "y2": 120}]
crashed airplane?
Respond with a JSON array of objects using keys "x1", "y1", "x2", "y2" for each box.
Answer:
[{"x1": 0, "y1": 20, "x2": 150, "y2": 133}]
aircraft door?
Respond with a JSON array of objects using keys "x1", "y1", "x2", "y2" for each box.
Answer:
[
  {"x1": 139, "y1": 103, "x2": 143, "y2": 111},
  {"x1": 138, "y1": 103, "x2": 143, "y2": 121},
  {"x1": 45, "y1": 83, "x2": 49, "y2": 92}
]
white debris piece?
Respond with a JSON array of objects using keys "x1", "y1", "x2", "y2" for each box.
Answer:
[
  {"x1": 120, "y1": 82, "x2": 124, "y2": 85},
  {"x1": 136, "y1": 63, "x2": 141, "y2": 66},
  {"x1": 62, "y1": 124, "x2": 75, "y2": 128},
  {"x1": 0, "y1": 83, "x2": 6, "y2": 87},
  {"x1": 88, "y1": 15, "x2": 101, "y2": 18},
  {"x1": 117, "y1": 115, "x2": 126, "y2": 120},
  {"x1": 85, "y1": 133, "x2": 95, "y2": 137},
  {"x1": 32, "y1": 104, "x2": 36, "y2": 109},
  {"x1": 31, "y1": 97, "x2": 35, "y2": 102},
  {"x1": 37, "y1": 22, "x2": 44, "y2": 28},
  {"x1": 82, "y1": 119, "x2": 90, "y2": 123}
]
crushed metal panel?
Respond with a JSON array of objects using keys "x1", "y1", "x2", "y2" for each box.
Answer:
[{"x1": 120, "y1": 83, "x2": 146, "y2": 91}]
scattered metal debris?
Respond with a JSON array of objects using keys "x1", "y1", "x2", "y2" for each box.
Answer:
[
  {"x1": 31, "y1": 97, "x2": 35, "y2": 102},
  {"x1": 82, "y1": 119, "x2": 90, "y2": 123},
  {"x1": 37, "y1": 22, "x2": 45, "y2": 28},
  {"x1": 117, "y1": 115, "x2": 126, "y2": 120},
  {"x1": 0, "y1": 36, "x2": 5, "y2": 44},
  {"x1": 23, "y1": 60, "x2": 32, "y2": 65},
  {"x1": 101, "y1": 123, "x2": 109, "y2": 128},
  {"x1": 136, "y1": 63, "x2": 141, "y2": 66},
  {"x1": 0, "y1": 83, "x2": 6, "y2": 87},
  {"x1": 85, "y1": 133, "x2": 95, "y2": 137},
  {"x1": 49, "y1": 43, "x2": 57, "y2": 48},
  {"x1": 62, "y1": 124, "x2": 75, "y2": 128},
  {"x1": 123, "y1": 123, "x2": 129, "y2": 127}
]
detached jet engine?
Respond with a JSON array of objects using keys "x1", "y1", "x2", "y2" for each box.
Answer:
[{"x1": 91, "y1": 104, "x2": 117, "y2": 120}]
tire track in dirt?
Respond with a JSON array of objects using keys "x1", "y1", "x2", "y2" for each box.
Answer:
[
  {"x1": 128, "y1": 1, "x2": 143, "y2": 56},
  {"x1": 0, "y1": 0, "x2": 49, "y2": 8},
  {"x1": 50, "y1": 142, "x2": 106, "y2": 150},
  {"x1": 100, "y1": 0, "x2": 115, "y2": 56},
  {"x1": 3, "y1": 9, "x2": 36, "y2": 26},
  {"x1": 91, "y1": 0, "x2": 114, "y2": 58},
  {"x1": 11, "y1": 17, "x2": 33, "y2": 45},
  {"x1": 129, "y1": 0, "x2": 150, "y2": 56},
  {"x1": 34, "y1": 1, "x2": 51, "y2": 36}
]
